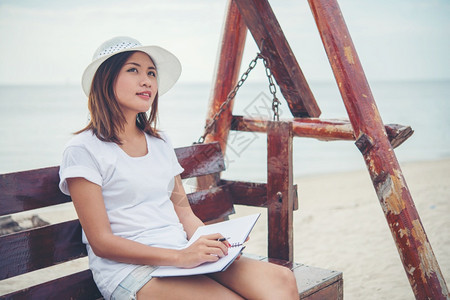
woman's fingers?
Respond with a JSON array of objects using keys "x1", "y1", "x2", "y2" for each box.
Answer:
[
  {"x1": 179, "y1": 233, "x2": 234, "y2": 268},
  {"x1": 198, "y1": 234, "x2": 230, "y2": 254}
]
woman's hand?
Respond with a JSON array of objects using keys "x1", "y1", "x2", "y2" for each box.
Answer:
[{"x1": 176, "y1": 233, "x2": 231, "y2": 268}]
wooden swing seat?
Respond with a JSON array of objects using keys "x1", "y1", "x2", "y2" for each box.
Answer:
[{"x1": 0, "y1": 142, "x2": 342, "y2": 299}]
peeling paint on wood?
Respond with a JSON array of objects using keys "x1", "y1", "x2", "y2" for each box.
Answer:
[
  {"x1": 411, "y1": 219, "x2": 448, "y2": 293},
  {"x1": 376, "y1": 173, "x2": 406, "y2": 215},
  {"x1": 344, "y1": 46, "x2": 355, "y2": 64}
]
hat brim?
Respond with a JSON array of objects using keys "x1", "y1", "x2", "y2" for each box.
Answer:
[{"x1": 81, "y1": 45, "x2": 181, "y2": 97}]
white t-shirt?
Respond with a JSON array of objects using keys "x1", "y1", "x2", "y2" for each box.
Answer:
[{"x1": 59, "y1": 130, "x2": 186, "y2": 299}]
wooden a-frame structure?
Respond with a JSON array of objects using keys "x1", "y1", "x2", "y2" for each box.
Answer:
[{"x1": 201, "y1": 0, "x2": 449, "y2": 299}]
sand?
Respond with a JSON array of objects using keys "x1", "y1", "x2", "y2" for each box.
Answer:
[{"x1": 1, "y1": 159, "x2": 449, "y2": 299}]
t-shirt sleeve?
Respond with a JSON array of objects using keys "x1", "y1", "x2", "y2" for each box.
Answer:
[
  {"x1": 161, "y1": 132, "x2": 184, "y2": 177},
  {"x1": 59, "y1": 145, "x2": 103, "y2": 195}
]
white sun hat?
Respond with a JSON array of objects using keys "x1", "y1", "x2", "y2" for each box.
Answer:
[{"x1": 81, "y1": 36, "x2": 182, "y2": 97}]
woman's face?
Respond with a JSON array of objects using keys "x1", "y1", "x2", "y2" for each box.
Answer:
[{"x1": 114, "y1": 51, "x2": 158, "y2": 118}]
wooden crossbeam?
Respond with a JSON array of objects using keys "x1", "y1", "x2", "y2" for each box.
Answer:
[
  {"x1": 220, "y1": 179, "x2": 299, "y2": 210},
  {"x1": 230, "y1": 115, "x2": 413, "y2": 148},
  {"x1": 234, "y1": 0, "x2": 321, "y2": 118}
]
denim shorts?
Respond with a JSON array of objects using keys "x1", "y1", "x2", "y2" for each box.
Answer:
[{"x1": 111, "y1": 265, "x2": 158, "y2": 300}]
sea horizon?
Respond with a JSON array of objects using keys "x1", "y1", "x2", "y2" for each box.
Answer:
[{"x1": 1, "y1": 79, "x2": 449, "y2": 181}]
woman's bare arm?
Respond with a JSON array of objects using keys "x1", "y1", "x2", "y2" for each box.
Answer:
[
  {"x1": 170, "y1": 175, "x2": 205, "y2": 239},
  {"x1": 67, "y1": 176, "x2": 228, "y2": 268}
]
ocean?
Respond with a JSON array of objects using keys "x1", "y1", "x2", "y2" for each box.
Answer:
[{"x1": 1, "y1": 80, "x2": 449, "y2": 182}]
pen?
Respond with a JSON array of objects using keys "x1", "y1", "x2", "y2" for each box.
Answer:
[{"x1": 218, "y1": 237, "x2": 230, "y2": 242}]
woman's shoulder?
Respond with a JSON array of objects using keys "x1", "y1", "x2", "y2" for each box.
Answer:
[
  {"x1": 153, "y1": 131, "x2": 172, "y2": 145},
  {"x1": 64, "y1": 130, "x2": 109, "y2": 151}
]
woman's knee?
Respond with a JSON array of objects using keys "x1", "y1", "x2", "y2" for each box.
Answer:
[{"x1": 271, "y1": 265, "x2": 299, "y2": 299}]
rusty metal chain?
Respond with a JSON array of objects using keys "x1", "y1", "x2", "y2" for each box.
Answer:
[
  {"x1": 196, "y1": 52, "x2": 280, "y2": 144},
  {"x1": 260, "y1": 53, "x2": 281, "y2": 121}
]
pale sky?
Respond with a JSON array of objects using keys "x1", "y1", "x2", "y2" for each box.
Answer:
[{"x1": 0, "y1": 0, "x2": 449, "y2": 85}]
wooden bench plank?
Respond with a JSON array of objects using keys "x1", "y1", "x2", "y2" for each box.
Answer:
[
  {"x1": 1, "y1": 269, "x2": 102, "y2": 300},
  {"x1": 187, "y1": 186, "x2": 235, "y2": 223},
  {"x1": 0, "y1": 143, "x2": 224, "y2": 216},
  {"x1": 292, "y1": 264, "x2": 343, "y2": 300},
  {"x1": 175, "y1": 142, "x2": 225, "y2": 179},
  {"x1": 0, "y1": 167, "x2": 71, "y2": 216},
  {"x1": 0, "y1": 220, "x2": 85, "y2": 280}
]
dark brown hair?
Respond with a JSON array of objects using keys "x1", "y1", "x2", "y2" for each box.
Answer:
[{"x1": 77, "y1": 51, "x2": 160, "y2": 143}]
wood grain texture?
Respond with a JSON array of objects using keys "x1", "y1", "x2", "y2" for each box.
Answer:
[
  {"x1": 0, "y1": 167, "x2": 71, "y2": 216},
  {"x1": 0, "y1": 220, "x2": 85, "y2": 280}
]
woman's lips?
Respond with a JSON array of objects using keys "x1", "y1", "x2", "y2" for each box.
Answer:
[{"x1": 136, "y1": 91, "x2": 151, "y2": 100}]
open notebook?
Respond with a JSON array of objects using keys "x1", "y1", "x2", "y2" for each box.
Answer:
[{"x1": 152, "y1": 213, "x2": 260, "y2": 277}]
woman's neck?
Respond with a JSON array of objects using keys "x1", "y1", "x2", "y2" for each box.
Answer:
[{"x1": 117, "y1": 118, "x2": 148, "y2": 157}]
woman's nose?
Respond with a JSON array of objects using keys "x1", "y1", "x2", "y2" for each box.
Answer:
[{"x1": 141, "y1": 76, "x2": 152, "y2": 87}]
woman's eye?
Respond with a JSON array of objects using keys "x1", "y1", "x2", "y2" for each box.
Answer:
[
  {"x1": 127, "y1": 68, "x2": 138, "y2": 73},
  {"x1": 148, "y1": 71, "x2": 156, "y2": 77}
]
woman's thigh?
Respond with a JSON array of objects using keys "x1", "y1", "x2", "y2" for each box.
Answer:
[
  {"x1": 209, "y1": 257, "x2": 299, "y2": 300},
  {"x1": 137, "y1": 274, "x2": 243, "y2": 300}
]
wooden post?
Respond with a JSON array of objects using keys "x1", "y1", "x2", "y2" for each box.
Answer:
[
  {"x1": 267, "y1": 121, "x2": 294, "y2": 263},
  {"x1": 204, "y1": 0, "x2": 247, "y2": 151},
  {"x1": 308, "y1": 0, "x2": 449, "y2": 298},
  {"x1": 197, "y1": 0, "x2": 247, "y2": 191}
]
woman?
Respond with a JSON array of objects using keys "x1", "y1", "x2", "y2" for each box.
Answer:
[{"x1": 59, "y1": 36, "x2": 298, "y2": 299}]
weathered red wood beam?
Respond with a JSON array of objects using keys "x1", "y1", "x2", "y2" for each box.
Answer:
[
  {"x1": 199, "y1": 0, "x2": 247, "y2": 191},
  {"x1": 231, "y1": 115, "x2": 413, "y2": 148},
  {"x1": 204, "y1": 0, "x2": 247, "y2": 151},
  {"x1": 308, "y1": 0, "x2": 449, "y2": 299},
  {"x1": 267, "y1": 121, "x2": 294, "y2": 263},
  {"x1": 234, "y1": 0, "x2": 321, "y2": 118}
]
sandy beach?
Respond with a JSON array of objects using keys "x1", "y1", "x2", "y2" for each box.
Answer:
[
  {"x1": 1, "y1": 159, "x2": 449, "y2": 299},
  {"x1": 235, "y1": 158, "x2": 450, "y2": 299}
]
